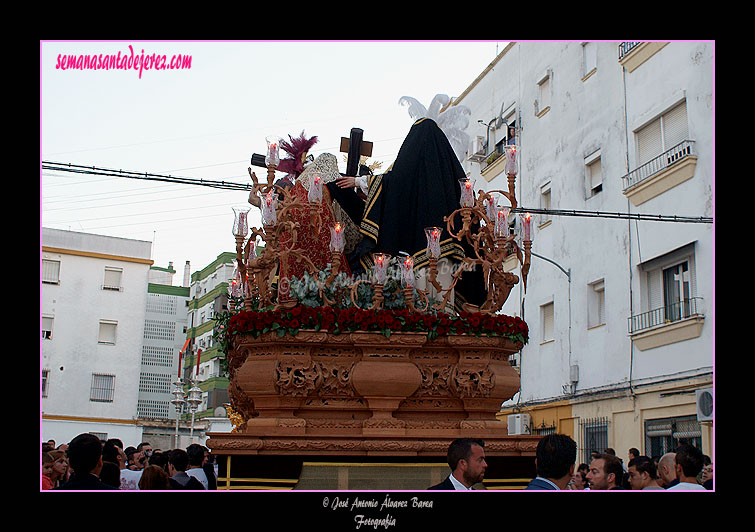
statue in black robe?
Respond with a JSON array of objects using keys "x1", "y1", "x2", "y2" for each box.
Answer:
[{"x1": 327, "y1": 117, "x2": 486, "y2": 312}]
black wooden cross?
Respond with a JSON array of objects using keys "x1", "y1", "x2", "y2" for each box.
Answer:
[{"x1": 340, "y1": 127, "x2": 373, "y2": 177}]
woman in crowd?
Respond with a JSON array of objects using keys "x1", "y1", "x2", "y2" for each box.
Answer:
[{"x1": 138, "y1": 465, "x2": 171, "y2": 490}]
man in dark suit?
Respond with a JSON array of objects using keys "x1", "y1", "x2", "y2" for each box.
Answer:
[
  {"x1": 167, "y1": 448, "x2": 205, "y2": 490},
  {"x1": 524, "y1": 433, "x2": 577, "y2": 490},
  {"x1": 54, "y1": 433, "x2": 118, "y2": 490},
  {"x1": 428, "y1": 438, "x2": 487, "y2": 490}
]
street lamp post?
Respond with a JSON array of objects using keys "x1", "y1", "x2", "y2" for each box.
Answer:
[
  {"x1": 186, "y1": 379, "x2": 203, "y2": 442},
  {"x1": 170, "y1": 377, "x2": 187, "y2": 448}
]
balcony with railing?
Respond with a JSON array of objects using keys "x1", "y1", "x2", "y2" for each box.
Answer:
[
  {"x1": 621, "y1": 140, "x2": 697, "y2": 206},
  {"x1": 628, "y1": 297, "x2": 705, "y2": 351},
  {"x1": 618, "y1": 42, "x2": 641, "y2": 61},
  {"x1": 618, "y1": 42, "x2": 668, "y2": 73}
]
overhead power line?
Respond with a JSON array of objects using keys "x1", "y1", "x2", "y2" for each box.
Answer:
[
  {"x1": 41, "y1": 161, "x2": 713, "y2": 224},
  {"x1": 508, "y1": 207, "x2": 712, "y2": 225},
  {"x1": 42, "y1": 161, "x2": 253, "y2": 192}
]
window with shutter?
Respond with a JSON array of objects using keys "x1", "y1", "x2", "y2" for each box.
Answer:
[
  {"x1": 542, "y1": 302, "x2": 554, "y2": 342},
  {"x1": 536, "y1": 71, "x2": 552, "y2": 116},
  {"x1": 636, "y1": 101, "x2": 689, "y2": 165},
  {"x1": 540, "y1": 183, "x2": 552, "y2": 225},
  {"x1": 663, "y1": 261, "x2": 691, "y2": 322},
  {"x1": 662, "y1": 102, "x2": 689, "y2": 150},
  {"x1": 637, "y1": 118, "x2": 663, "y2": 166},
  {"x1": 42, "y1": 369, "x2": 50, "y2": 397},
  {"x1": 588, "y1": 280, "x2": 605, "y2": 328},
  {"x1": 42, "y1": 316, "x2": 54, "y2": 340},
  {"x1": 587, "y1": 157, "x2": 602, "y2": 196},
  {"x1": 539, "y1": 77, "x2": 550, "y2": 109},
  {"x1": 582, "y1": 42, "x2": 597, "y2": 78},
  {"x1": 98, "y1": 320, "x2": 117, "y2": 344},
  {"x1": 645, "y1": 415, "x2": 701, "y2": 457},
  {"x1": 42, "y1": 259, "x2": 61, "y2": 284},
  {"x1": 103, "y1": 267, "x2": 123, "y2": 291},
  {"x1": 635, "y1": 243, "x2": 698, "y2": 332}
]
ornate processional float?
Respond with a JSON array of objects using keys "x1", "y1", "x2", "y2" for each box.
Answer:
[{"x1": 206, "y1": 104, "x2": 540, "y2": 490}]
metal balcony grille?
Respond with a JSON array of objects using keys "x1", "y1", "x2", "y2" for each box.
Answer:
[
  {"x1": 644, "y1": 415, "x2": 702, "y2": 458},
  {"x1": 532, "y1": 422, "x2": 557, "y2": 436},
  {"x1": 579, "y1": 416, "x2": 609, "y2": 464},
  {"x1": 622, "y1": 140, "x2": 695, "y2": 191},
  {"x1": 618, "y1": 42, "x2": 642, "y2": 60},
  {"x1": 90, "y1": 373, "x2": 115, "y2": 402},
  {"x1": 628, "y1": 297, "x2": 704, "y2": 334}
]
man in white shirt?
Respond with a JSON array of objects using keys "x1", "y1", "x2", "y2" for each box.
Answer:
[
  {"x1": 428, "y1": 438, "x2": 487, "y2": 490},
  {"x1": 185, "y1": 443, "x2": 209, "y2": 489},
  {"x1": 666, "y1": 444, "x2": 707, "y2": 491}
]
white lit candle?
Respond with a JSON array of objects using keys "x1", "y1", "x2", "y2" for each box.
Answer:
[
  {"x1": 400, "y1": 255, "x2": 415, "y2": 288},
  {"x1": 424, "y1": 227, "x2": 442, "y2": 259},
  {"x1": 262, "y1": 189, "x2": 277, "y2": 226},
  {"x1": 265, "y1": 136, "x2": 280, "y2": 167},
  {"x1": 522, "y1": 212, "x2": 532, "y2": 241},
  {"x1": 459, "y1": 178, "x2": 475, "y2": 208},
  {"x1": 232, "y1": 205, "x2": 250, "y2": 237},
  {"x1": 308, "y1": 174, "x2": 323, "y2": 204},
  {"x1": 330, "y1": 223, "x2": 344, "y2": 252},
  {"x1": 485, "y1": 195, "x2": 497, "y2": 222},
  {"x1": 495, "y1": 207, "x2": 509, "y2": 237},
  {"x1": 372, "y1": 253, "x2": 391, "y2": 284},
  {"x1": 229, "y1": 265, "x2": 242, "y2": 298},
  {"x1": 505, "y1": 145, "x2": 518, "y2": 175}
]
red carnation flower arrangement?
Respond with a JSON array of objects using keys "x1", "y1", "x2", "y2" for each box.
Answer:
[{"x1": 225, "y1": 306, "x2": 529, "y2": 345}]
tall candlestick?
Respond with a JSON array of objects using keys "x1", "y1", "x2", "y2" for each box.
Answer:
[
  {"x1": 424, "y1": 227, "x2": 442, "y2": 259},
  {"x1": 459, "y1": 178, "x2": 475, "y2": 208}
]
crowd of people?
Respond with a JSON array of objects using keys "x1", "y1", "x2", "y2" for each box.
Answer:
[
  {"x1": 523, "y1": 434, "x2": 713, "y2": 491},
  {"x1": 42, "y1": 432, "x2": 713, "y2": 491},
  {"x1": 42, "y1": 434, "x2": 217, "y2": 490},
  {"x1": 428, "y1": 436, "x2": 713, "y2": 491}
]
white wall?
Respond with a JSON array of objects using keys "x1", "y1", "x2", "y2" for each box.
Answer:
[
  {"x1": 42, "y1": 228, "x2": 151, "y2": 443},
  {"x1": 456, "y1": 42, "x2": 714, "y2": 403}
]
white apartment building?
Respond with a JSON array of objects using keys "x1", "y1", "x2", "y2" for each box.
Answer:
[
  {"x1": 138, "y1": 262, "x2": 191, "y2": 422},
  {"x1": 184, "y1": 252, "x2": 236, "y2": 417},
  {"x1": 41, "y1": 227, "x2": 153, "y2": 445},
  {"x1": 454, "y1": 41, "x2": 714, "y2": 462}
]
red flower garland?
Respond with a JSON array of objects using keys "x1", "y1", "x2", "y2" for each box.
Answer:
[{"x1": 226, "y1": 306, "x2": 528, "y2": 344}]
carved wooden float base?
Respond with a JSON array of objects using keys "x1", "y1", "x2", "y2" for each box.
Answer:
[
  {"x1": 206, "y1": 430, "x2": 540, "y2": 457},
  {"x1": 208, "y1": 330, "x2": 536, "y2": 458}
]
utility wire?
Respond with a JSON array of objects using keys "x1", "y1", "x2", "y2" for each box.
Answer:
[
  {"x1": 508, "y1": 207, "x2": 712, "y2": 225},
  {"x1": 41, "y1": 161, "x2": 714, "y2": 224},
  {"x1": 42, "y1": 161, "x2": 252, "y2": 192}
]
